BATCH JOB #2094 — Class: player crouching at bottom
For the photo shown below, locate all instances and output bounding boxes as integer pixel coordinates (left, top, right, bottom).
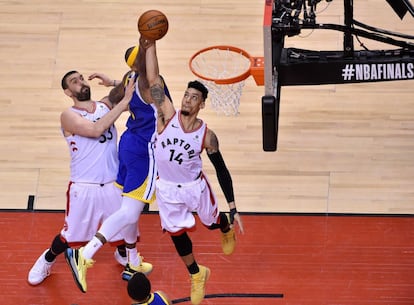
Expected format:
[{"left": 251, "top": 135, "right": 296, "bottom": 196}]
[{"left": 128, "top": 272, "right": 172, "bottom": 305}]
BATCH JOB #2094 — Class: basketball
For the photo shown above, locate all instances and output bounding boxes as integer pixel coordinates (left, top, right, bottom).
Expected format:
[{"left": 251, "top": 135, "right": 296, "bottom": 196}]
[{"left": 138, "top": 10, "right": 169, "bottom": 40}]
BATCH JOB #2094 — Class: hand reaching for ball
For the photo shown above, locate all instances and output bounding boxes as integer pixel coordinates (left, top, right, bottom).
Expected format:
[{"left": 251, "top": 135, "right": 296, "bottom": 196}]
[{"left": 138, "top": 10, "right": 169, "bottom": 41}]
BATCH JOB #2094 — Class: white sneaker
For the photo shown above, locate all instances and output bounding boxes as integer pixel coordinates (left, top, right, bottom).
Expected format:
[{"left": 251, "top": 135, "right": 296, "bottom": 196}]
[
  {"left": 28, "top": 249, "right": 56, "bottom": 285},
  {"left": 114, "top": 249, "right": 127, "bottom": 267}
]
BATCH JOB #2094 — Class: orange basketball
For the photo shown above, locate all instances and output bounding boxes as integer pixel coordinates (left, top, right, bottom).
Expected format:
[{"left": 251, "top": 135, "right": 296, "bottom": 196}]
[{"left": 138, "top": 10, "right": 169, "bottom": 40}]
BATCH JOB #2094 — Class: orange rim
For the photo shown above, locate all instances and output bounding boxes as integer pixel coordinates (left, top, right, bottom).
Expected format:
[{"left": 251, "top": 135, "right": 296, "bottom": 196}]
[{"left": 189, "top": 45, "right": 253, "bottom": 85}]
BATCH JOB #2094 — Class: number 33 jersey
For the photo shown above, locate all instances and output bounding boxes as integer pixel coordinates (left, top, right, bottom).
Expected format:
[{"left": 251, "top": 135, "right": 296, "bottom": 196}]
[
  {"left": 64, "top": 101, "right": 118, "bottom": 184},
  {"left": 154, "top": 110, "right": 206, "bottom": 183}
]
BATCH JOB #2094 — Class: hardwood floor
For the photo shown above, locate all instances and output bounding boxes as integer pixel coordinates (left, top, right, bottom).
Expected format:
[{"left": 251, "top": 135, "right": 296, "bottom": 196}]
[
  {"left": 1, "top": 3, "right": 413, "bottom": 304},
  {"left": 0, "top": 0, "right": 413, "bottom": 213}
]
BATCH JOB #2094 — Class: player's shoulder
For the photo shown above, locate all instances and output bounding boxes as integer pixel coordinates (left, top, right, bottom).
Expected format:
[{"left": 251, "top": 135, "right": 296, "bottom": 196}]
[
  {"left": 153, "top": 290, "right": 171, "bottom": 305},
  {"left": 61, "top": 106, "right": 77, "bottom": 118}
]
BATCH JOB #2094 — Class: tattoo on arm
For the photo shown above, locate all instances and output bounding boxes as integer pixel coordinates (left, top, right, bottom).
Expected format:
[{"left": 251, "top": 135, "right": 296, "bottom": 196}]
[
  {"left": 157, "top": 109, "right": 165, "bottom": 124},
  {"left": 207, "top": 130, "right": 219, "bottom": 154},
  {"left": 150, "top": 84, "right": 165, "bottom": 107}
]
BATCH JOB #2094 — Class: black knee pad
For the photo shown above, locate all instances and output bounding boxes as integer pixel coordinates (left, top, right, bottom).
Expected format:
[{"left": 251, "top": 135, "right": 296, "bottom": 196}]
[
  {"left": 171, "top": 232, "right": 192, "bottom": 257},
  {"left": 50, "top": 234, "right": 69, "bottom": 255}
]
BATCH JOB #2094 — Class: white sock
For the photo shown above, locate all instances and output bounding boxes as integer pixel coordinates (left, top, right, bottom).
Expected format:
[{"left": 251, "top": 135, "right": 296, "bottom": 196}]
[
  {"left": 82, "top": 236, "right": 103, "bottom": 259},
  {"left": 127, "top": 247, "right": 141, "bottom": 266}
]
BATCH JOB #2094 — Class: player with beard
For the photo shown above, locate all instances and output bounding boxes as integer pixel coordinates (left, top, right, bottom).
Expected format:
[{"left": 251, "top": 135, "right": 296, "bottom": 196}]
[
  {"left": 64, "top": 39, "right": 173, "bottom": 293},
  {"left": 27, "top": 70, "right": 134, "bottom": 286}
]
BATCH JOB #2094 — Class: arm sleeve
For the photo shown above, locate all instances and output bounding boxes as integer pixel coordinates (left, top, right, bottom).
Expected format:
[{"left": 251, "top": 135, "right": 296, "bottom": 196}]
[{"left": 207, "top": 150, "right": 234, "bottom": 203}]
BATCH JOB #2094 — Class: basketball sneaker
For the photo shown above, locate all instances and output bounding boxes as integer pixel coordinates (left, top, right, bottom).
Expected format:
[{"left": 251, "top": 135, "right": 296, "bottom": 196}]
[
  {"left": 121, "top": 256, "right": 153, "bottom": 281},
  {"left": 114, "top": 249, "right": 127, "bottom": 267},
  {"left": 190, "top": 265, "right": 210, "bottom": 305},
  {"left": 28, "top": 249, "right": 56, "bottom": 285},
  {"left": 64, "top": 247, "right": 94, "bottom": 293},
  {"left": 221, "top": 228, "right": 236, "bottom": 255}
]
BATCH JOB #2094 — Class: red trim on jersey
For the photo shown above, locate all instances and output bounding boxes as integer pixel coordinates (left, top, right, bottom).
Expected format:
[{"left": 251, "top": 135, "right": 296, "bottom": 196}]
[
  {"left": 201, "top": 172, "right": 216, "bottom": 207},
  {"left": 100, "top": 100, "right": 112, "bottom": 110},
  {"left": 201, "top": 124, "right": 208, "bottom": 152},
  {"left": 65, "top": 181, "right": 73, "bottom": 216},
  {"left": 178, "top": 110, "right": 204, "bottom": 133},
  {"left": 72, "top": 101, "right": 97, "bottom": 113},
  {"left": 158, "top": 111, "right": 177, "bottom": 135}
]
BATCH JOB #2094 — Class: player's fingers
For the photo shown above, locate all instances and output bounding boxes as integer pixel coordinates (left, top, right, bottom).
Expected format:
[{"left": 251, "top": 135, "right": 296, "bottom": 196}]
[
  {"left": 235, "top": 214, "right": 245, "bottom": 234},
  {"left": 88, "top": 73, "right": 99, "bottom": 80}
]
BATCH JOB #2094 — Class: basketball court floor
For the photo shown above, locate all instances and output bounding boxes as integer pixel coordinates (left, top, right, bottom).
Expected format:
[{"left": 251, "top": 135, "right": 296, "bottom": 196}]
[
  {"left": 2, "top": 211, "right": 414, "bottom": 305},
  {"left": 0, "top": 0, "right": 413, "bottom": 304}
]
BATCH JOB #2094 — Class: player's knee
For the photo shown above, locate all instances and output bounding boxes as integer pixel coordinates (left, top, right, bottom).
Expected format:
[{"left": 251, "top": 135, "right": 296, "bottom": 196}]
[
  {"left": 122, "top": 208, "right": 138, "bottom": 225},
  {"left": 50, "top": 234, "right": 69, "bottom": 255},
  {"left": 171, "top": 232, "right": 192, "bottom": 257}
]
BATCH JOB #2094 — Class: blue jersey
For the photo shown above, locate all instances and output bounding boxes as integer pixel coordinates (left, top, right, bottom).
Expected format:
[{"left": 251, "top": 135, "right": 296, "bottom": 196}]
[
  {"left": 116, "top": 74, "right": 172, "bottom": 203},
  {"left": 125, "top": 73, "right": 172, "bottom": 141},
  {"left": 132, "top": 292, "right": 170, "bottom": 305}
]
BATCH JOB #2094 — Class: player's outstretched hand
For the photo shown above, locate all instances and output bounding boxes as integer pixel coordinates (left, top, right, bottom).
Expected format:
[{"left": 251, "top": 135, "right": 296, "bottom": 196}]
[
  {"left": 231, "top": 211, "right": 245, "bottom": 234},
  {"left": 118, "top": 75, "right": 134, "bottom": 111},
  {"left": 88, "top": 72, "right": 114, "bottom": 87}
]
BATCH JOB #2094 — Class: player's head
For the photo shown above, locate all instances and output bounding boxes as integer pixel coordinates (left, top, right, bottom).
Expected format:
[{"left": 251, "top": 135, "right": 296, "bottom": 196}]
[
  {"left": 188, "top": 80, "right": 208, "bottom": 100},
  {"left": 61, "top": 70, "right": 79, "bottom": 90},
  {"left": 127, "top": 272, "right": 151, "bottom": 302},
  {"left": 61, "top": 70, "right": 91, "bottom": 101},
  {"left": 181, "top": 80, "right": 208, "bottom": 116},
  {"left": 125, "top": 45, "right": 140, "bottom": 69}
]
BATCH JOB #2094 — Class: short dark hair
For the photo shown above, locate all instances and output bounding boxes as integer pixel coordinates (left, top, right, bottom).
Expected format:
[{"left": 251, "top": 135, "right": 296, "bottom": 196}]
[
  {"left": 127, "top": 272, "right": 151, "bottom": 302},
  {"left": 188, "top": 80, "right": 208, "bottom": 100},
  {"left": 61, "top": 70, "right": 78, "bottom": 90}
]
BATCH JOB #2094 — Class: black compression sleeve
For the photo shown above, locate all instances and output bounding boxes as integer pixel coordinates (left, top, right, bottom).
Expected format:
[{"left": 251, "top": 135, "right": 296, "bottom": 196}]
[{"left": 207, "top": 150, "right": 234, "bottom": 203}]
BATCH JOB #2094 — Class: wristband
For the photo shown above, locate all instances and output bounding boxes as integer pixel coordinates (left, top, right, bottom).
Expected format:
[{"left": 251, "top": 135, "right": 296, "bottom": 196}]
[
  {"left": 230, "top": 208, "right": 237, "bottom": 224},
  {"left": 113, "top": 80, "right": 116, "bottom": 87}
]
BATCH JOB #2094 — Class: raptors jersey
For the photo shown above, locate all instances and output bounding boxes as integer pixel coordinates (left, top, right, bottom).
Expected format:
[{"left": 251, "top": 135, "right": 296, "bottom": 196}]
[
  {"left": 155, "top": 110, "right": 206, "bottom": 183},
  {"left": 64, "top": 101, "right": 118, "bottom": 184}
]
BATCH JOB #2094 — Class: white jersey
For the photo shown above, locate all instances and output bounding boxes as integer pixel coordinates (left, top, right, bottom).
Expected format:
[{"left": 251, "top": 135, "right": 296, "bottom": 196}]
[
  {"left": 155, "top": 110, "right": 219, "bottom": 233},
  {"left": 154, "top": 110, "right": 206, "bottom": 183},
  {"left": 64, "top": 101, "right": 118, "bottom": 184}
]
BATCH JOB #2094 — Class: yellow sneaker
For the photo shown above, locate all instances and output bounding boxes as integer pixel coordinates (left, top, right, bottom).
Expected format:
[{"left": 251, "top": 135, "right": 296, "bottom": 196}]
[
  {"left": 190, "top": 265, "right": 210, "bottom": 305},
  {"left": 121, "top": 255, "right": 153, "bottom": 281},
  {"left": 221, "top": 228, "right": 236, "bottom": 255},
  {"left": 64, "top": 247, "right": 94, "bottom": 293}
]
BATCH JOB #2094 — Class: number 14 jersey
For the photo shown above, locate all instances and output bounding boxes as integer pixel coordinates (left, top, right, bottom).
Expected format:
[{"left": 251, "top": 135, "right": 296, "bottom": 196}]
[{"left": 154, "top": 110, "right": 206, "bottom": 183}]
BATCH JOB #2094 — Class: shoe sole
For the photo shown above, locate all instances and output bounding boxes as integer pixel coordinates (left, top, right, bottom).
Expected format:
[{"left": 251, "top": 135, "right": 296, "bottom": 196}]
[
  {"left": 121, "top": 267, "right": 153, "bottom": 281},
  {"left": 64, "top": 249, "right": 86, "bottom": 293},
  {"left": 121, "top": 271, "right": 133, "bottom": 281}
]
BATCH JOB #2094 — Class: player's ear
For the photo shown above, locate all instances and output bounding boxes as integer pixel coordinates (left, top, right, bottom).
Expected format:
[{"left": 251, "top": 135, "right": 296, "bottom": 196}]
[
  {"left": 63, "top": 88, "right": 72, "bottom": 98},
  {"left": 200, "top": 99, "right": 206, "bottom": 109}
]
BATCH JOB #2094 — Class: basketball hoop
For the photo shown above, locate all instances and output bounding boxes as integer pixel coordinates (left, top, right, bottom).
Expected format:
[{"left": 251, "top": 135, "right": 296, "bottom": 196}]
[{"left": 189, "top": 45, "right": 264, "bottom": 116}]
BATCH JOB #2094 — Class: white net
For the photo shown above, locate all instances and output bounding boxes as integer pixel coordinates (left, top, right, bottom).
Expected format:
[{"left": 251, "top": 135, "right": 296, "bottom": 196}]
[
  {"left": 199, "top": 80, "right": 245, "bottom": 116},
  {"left": 190, "top": 47, "right": 251, "bottom": 116}
]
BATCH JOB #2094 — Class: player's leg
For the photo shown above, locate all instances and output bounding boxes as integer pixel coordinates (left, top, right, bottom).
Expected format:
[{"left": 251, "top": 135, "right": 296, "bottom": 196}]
[
  {"left": 170, "top": 232, "right": 210, "bottom": 305},
  {"left": 157, "top": 180, "right": 209, "bottom": 305},
  {"left": 28, "top": 233, "right": 68, "bottom": 285},
  {"left": 28, "top": 181, "right": 88, "bottom": 285},
  {"left": 101, "top": 183, "right": 128, "bottom": 266},
  {"left": 197, "top": 177, "right": 236, "bottom": 255}
]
